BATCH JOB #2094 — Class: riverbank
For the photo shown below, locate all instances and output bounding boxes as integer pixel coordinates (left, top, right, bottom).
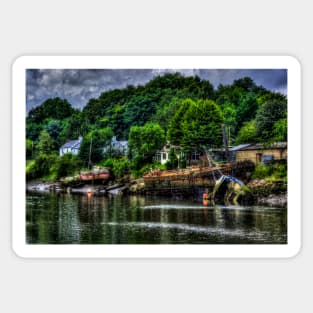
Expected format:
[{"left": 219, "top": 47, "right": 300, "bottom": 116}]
[
  {"left": 26, "top": 177, "right": 287, "bottom": 207},
  {"left": 26, "top": 180, "right": 130, "bottom": 195},
  {"left": 246, "top": 179, "right": 287, "bottom": 207},
  {"left": 27, "top": 181, "right": 63, "bottom": 192}
]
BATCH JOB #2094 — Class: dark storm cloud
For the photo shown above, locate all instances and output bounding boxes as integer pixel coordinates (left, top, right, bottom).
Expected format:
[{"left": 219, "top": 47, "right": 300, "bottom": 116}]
[
  {"left": 197, "top": 69, "right": 287, "bottom": 94},
  {"left": 26, "top": 69, "right": 287, "bottom": 113}
]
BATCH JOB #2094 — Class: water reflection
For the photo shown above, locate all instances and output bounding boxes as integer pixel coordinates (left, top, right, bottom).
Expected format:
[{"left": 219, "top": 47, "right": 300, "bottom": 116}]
[{"left": 26, "top": 193, "right": 287, "bottom": 244}]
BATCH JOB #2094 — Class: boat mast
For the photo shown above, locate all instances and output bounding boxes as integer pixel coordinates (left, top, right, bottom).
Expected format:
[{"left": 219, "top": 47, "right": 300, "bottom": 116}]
[{"left": 88, "top": 137, "right": 93, "bottom": 169}]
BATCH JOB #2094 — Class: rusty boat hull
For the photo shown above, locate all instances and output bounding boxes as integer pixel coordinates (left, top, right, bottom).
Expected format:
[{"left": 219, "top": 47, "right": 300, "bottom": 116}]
[{"left": 80, "top": 169, "right": 111, "bottom": 181}]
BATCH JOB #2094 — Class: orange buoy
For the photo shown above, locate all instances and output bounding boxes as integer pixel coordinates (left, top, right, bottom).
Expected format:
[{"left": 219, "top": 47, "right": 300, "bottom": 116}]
[
  {"left": 203, "top": 199, "right": 209, "bottom": 206},
  {"left": 203, "top": 193, "right": 209, "bottom": 200}
]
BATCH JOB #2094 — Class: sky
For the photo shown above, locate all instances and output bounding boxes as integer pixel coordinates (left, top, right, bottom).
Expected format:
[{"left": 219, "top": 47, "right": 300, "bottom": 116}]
[{"left": 26, "top": 69, "right": 287, "bottom": 112}]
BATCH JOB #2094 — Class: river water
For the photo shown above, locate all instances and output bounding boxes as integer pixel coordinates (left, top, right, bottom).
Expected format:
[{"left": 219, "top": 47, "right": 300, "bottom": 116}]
[{"left": 26, "top": 193, "right": 287, "bottom": 244}]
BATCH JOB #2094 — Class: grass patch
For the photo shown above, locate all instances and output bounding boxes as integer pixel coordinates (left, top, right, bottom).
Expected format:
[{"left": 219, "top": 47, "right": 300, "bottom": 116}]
[{"left": 252, "top": 163, "right": 287, "bottom": 183}]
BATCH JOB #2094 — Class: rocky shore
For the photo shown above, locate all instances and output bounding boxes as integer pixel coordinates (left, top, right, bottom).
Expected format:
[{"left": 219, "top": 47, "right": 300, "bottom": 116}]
[
  {"left": 26, "top": 178, "right": 287, "bottom": 207},
  {"left": 246, "top": 179, "right": 287, "bottom": 207},
  {"left": 26, "top": 181, "right": 63, "bottom": 193},
  {"left": 26, "top": 179, "right": 140, "bottom": 196}
]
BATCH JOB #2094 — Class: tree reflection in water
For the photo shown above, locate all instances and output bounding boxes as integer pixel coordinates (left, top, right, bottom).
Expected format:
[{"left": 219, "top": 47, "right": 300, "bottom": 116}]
[{"left": 26, "top": 193, "right": 287, "bottom": 244}]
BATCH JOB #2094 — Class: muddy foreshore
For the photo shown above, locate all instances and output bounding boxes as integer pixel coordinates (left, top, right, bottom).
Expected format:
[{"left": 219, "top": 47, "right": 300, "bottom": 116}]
[{"left": 26, "top": 178, "right": 287, "bottom": 207}]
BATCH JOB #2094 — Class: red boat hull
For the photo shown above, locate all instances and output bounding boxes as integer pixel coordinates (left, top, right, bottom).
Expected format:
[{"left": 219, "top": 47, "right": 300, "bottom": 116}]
[{"left": 80, "top": 170, "right": 110, "bottom": 181}]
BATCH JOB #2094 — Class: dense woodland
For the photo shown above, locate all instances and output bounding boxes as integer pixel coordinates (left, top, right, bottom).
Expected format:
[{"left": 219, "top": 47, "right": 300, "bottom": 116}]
[{"left": 26, "top": 73, "right": 287, "bottom": 181}]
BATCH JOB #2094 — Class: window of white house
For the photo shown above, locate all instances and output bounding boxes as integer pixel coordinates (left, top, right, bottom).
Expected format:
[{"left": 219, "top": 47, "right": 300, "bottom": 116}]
[
  {"left": 191, "top": 151, "right": 200, "bottom": 160},
  {"left": 155, "top": 153, "right": 161, "bottom": 162},
  {"left": 162, "top": 153, "right": 167, "bottom": 160}
]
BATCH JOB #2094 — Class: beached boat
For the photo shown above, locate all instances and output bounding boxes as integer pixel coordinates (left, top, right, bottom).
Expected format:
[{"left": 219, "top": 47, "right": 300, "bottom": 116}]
[{"left": 80, "top": 167, "right": 111, "bottom": 181}]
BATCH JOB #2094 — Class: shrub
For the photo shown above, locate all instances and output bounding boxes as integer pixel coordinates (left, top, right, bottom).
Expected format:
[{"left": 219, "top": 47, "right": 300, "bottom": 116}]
[
  {"left": 252, "top": 163, "right": 287, "bottom": 181},
  {"left": 26, "top": 153, "right": 82, "bottom": 181},
  {"left": 26, "top": 153, "right": 58, "bottom": 181},
  {"left": 252, "top": 164, "right": 273, "bottom": 179},
  {"left": 56, "top": 153, "right": 82, "bottom": 179},
  {"left": 271, "top": 163, "right": 287, "bottom": 180},
  {"left": 26, "top": 139, "right": 34, "bottom": 160},
  {"left": 113, "top": 158, "right": 130, "bottom": 179},
  {"left": 138, "top": 163, "right": 166, "bottom": 177},
  {"left": 102, "top": 157, "right": 130, "bottom": 180}
]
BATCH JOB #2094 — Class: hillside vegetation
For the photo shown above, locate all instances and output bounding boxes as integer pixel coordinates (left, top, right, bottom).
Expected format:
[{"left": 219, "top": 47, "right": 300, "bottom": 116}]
[{"left": 26, "top": 73, "right": 287, "bottom": 180}]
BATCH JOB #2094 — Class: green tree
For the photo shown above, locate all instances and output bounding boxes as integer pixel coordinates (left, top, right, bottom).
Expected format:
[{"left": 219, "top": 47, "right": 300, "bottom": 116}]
[
  {"left": 37, "top": 130, "right": 54, "bottom": 155},
  {"left": 77, "top": 73, "right": 218, "bottom": 143},
  {"left": 26, "top": 154, "right": 58, "bottom": 180},
  {"left": 256, "top": 91, "right": 287, "bottom": 107},
  {"left": 56, "top": 153, "right": 82, "bottom": 178},
  {"left": 27, "top": 97, "right": 75, "bottom": 124},
  {"left": 235, "top": 120, "right": 257, "bottom": 144},
  {"left": 167, "top": 99, "right": 193, "bottom": 145},
  {"left": 236, "top": 92, "right": 258, "bottom": 131},
  {"left": 26, "top": 139, "right": 34, "bottom": 159},
  {"left": 233, "top": 77, "right": 256, "bottom": 92},
  {"left": 102, "top": 157, "right": 130, "bottom": 180},
  {"left": 128, "top": 122, "right": 166, "bottom": 163},
  {"left": 152, "top": 97, "right": 182, "bottom": 131},
  {"left": 123, "top": 95, "right": 158, "bottom": 128},
  {"left": 180, "top": 99, "right": 224, "bottom": 151},
  {"left": 79, "top": 127, "right": 114, "bottom": 166},
  {"left": 221, "top": 103, "right": 237, "bottom": 142},
  {"left": 255, "top": 98, "right": 287, "bottom": 141},
  {"left": 26, "top": 122, "right": 43, "bottom": 141},
  {"left": 45, "top": 119, "right": 63, "bottom": 139},
  {"left": 44, "top": 119, "right": 65, "bottom": 148},
  {"left": 58, "top": 112, "right": 88, "bottom": 144},
  {"left": 166, "top": 148, "right": 178, "bottom": 170},
  {"left": 216, "top": 85, "right": 243, "bottom": 108},
  {"left": 107, "top": 105, "right": 127, "bottom": 139},
  {"left": 272, "top": 118, "right": 287, "bottom": 141}
]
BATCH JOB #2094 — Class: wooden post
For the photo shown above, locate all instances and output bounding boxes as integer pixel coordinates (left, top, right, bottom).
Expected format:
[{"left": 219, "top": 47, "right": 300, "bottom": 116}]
[
  {"left": 88, "top": 137, "right": 93, "bottom": 169},
  {"left": 222, "top": 124, "right": 229, "bottom": 162}
]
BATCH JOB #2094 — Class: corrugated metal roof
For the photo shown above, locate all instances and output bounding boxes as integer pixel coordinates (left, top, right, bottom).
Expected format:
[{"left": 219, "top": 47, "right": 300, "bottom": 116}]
[
  {"left": 237, "top": 142, "right": 287, "bottom": 151},
  {"left": 229, "top": 144, "right": 252, "bottom": 151}
]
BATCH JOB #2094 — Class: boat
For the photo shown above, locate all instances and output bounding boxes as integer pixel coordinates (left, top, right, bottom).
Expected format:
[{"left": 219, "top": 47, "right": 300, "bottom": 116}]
[{"left": 80, "top": 167, "right": 111, "bottom": 181}]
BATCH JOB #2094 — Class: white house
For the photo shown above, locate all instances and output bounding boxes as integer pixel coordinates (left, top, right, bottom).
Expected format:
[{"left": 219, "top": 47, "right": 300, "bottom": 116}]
[
  {"left": 59, "top": 136, "right": 83, "bottom": 157},
  {"left": 154, "top": 143, "right": 203, "bottom": 166},
  {"left": 154, "top": 144, "right": 183, "bottom": 165},
  {"left": 154, "top": 144, "right": 170, "bottom": 165},
  {"left": 110, "top": 136, "right": 128, "bottom": 155}
]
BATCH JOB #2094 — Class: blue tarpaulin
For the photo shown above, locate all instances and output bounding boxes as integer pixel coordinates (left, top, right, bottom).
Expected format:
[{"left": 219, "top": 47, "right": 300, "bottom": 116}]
[{"left": 224, "top": 175, "right": 244, "bottom": 186}]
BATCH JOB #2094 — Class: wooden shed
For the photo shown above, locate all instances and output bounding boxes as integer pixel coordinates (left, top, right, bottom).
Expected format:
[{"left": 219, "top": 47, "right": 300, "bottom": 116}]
[{"left": 234, "top": 142, "right": 287, "bottom": 164}]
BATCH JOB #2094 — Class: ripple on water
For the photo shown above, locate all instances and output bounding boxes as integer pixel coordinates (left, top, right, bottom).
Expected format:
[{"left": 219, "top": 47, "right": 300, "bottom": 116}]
[
  {"left": 142, "top": 204, "right": 285, "bottom": 213},
  {"left": 103, "top": 221, "right": 275, "bottom": 241}
]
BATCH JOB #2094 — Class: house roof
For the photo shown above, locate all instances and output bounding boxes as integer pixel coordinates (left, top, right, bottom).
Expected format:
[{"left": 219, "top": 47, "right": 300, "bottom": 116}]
[
  {"left": 237, "top": 142, "right": 287, "bottom": 151},
  {"left": 229, "top": 144, "right": 252, "bottom": 151},
  {"left": 118, "top": 141, "right": 128, "bottom": 147},
  {"left": 112, "top": 136, "right": 128, "bottom": 148},
  {"left": 60, "top": 139, "right": 81, "bottom": 150},
  {"left": 112, "top": 140, "right": 128, "bottom": 148},
  {"left": 159, "top": 144, "right": 182, "bottom": 152}
]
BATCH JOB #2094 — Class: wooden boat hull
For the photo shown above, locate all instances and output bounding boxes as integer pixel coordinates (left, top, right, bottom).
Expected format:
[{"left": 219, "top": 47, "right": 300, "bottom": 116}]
[{"left": 80, "top": 170, "right": 110, "bottom": 181}]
